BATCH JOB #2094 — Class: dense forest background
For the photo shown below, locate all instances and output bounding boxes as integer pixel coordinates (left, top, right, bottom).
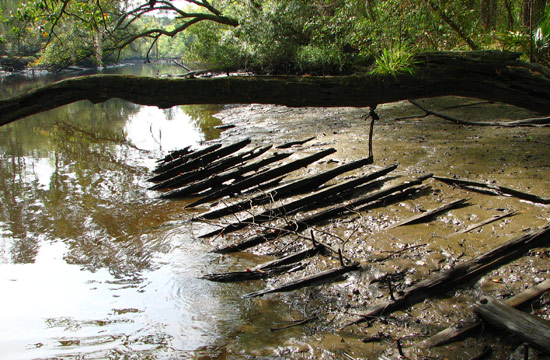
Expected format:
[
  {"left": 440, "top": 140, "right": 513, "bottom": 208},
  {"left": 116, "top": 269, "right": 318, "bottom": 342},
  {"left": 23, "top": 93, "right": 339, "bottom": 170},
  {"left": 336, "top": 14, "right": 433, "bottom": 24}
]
[{"left": 0, "top": 0, "right": 549, "bottom": 74}]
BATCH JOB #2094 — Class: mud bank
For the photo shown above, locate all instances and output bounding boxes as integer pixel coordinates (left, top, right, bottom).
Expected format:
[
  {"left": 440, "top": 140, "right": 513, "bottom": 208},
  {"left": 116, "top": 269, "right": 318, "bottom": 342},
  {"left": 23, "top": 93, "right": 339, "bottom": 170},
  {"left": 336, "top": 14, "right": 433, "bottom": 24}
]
[{"left": 193, "top": 97, "right": 550, "bottom": 359}]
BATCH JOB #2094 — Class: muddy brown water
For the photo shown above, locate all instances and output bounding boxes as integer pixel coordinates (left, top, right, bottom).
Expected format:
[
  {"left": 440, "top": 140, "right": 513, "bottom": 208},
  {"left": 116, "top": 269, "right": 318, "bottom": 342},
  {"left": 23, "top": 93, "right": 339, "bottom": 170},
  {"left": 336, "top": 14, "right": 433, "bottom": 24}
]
[{"left": 1, "top": 66, "right": 550, "bottom": 359}]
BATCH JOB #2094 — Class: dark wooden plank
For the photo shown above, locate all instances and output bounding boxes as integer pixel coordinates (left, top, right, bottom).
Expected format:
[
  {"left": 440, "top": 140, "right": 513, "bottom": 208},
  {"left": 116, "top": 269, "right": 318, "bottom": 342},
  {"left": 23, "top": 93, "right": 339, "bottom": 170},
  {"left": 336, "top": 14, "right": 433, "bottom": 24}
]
[
  {"left": 185, "top": 148, "right": 337, "bottom": 207},
  {"left": 196, "top": 156, "right": 374, "bottom": 220}
]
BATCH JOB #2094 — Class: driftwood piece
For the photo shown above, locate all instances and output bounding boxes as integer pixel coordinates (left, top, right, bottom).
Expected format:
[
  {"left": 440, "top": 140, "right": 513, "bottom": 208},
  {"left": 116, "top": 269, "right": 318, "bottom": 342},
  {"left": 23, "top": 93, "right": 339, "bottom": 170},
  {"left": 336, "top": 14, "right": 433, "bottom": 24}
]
[
  {"left": 454, "top": 211, "right": 518, "bottom": 235},
  {"left": 276, "top": 137, "right": 316, "bottom": 149},
  {"left": 243, "top": 263, "right": 361, "bottom": 298},
  {"left": 150, "top": 138, "right": 251, "bottom": 181},
  {"left": 186, "top": 148, "right": 337, "bottom": 207},
  {"left": 199, "top": 164, "right": 397, "bottom": 238},
  {"left": 422, "top": 278, "right": 550, "bottom": 348},
  {"left": 150, "top": 145, "right": 271, "bottom": 190},
  {"left": 346, "top": 223, "right": 550, "bottom": 327},
  {"left": 152, "top": 143, "right": 221, "bottom": 175},
  {"left": 196, "top": 156, "right": 375, "bottom": 220},
  {"left": 434, "top": 176, "right": 550, "bottom": 205},
  {"left": 213, "top": 175, "right": 432, "bottom": 254},
  {"left": 473, "top": 296, "right": 550, "bottom": 354},
  {"left": 161, "top": 152, "right": 291, "bottom": 199},
  {"left": 386, "top": 198, "right": 469, "bottom": 229},
  {"left": 200, "top": 263, "right": 304, "bottom": 282}
]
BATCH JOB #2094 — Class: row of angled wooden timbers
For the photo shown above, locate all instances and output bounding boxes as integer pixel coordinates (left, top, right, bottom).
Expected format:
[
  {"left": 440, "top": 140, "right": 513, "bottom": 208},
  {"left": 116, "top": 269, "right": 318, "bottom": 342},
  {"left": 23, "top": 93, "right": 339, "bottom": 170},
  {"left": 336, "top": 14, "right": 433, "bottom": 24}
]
[{"left": 148, "top": 138, "right": 550, "bottom": 356}]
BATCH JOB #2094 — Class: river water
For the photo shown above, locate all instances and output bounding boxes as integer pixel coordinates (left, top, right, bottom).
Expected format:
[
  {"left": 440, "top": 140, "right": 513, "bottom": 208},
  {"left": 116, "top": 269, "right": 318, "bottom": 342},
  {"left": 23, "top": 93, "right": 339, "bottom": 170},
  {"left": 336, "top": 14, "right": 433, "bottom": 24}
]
[
  {"left": 0, "top": 63, "right": 264, "bottom": 359},
  {"left": 2, "top": 63, "right": 550, "bottom": 360}
]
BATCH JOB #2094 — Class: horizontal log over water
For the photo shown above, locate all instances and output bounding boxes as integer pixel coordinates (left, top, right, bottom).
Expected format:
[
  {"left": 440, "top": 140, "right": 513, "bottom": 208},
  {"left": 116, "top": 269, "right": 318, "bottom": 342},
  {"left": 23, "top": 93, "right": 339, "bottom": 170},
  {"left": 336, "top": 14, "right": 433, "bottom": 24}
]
[{"left": 2, "top": 51, "right": 550, "bottom": 125}]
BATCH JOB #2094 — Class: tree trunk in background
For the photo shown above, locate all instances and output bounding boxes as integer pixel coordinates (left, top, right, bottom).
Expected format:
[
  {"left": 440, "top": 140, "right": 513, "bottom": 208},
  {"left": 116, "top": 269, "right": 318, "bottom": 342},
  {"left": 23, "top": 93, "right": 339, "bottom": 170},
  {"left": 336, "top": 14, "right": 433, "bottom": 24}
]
[
  {"left": 522, "top": 0, "right": 548, "bottom": 27},
  {"left": 504, "top": 0, "right": 516, "bottom": 30},
  {"left": 481, "top": 0, "right": 498, "bottom": 30}
]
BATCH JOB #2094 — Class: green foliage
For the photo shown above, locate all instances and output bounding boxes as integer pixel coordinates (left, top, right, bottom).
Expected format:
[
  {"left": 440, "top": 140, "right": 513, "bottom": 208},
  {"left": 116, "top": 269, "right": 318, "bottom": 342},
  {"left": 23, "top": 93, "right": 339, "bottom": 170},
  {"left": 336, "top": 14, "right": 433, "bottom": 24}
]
[
  {"left": 369, "top": 47, "right": 418, "bottom": 77},
  {"left": 2, "top": 0, "right": 550, "bottom": 73}
]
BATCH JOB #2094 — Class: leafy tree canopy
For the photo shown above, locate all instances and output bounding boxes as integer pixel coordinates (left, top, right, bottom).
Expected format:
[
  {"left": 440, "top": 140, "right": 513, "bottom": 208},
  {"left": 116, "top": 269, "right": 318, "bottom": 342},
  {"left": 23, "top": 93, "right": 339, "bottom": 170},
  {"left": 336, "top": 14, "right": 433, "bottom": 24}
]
[{"left": 0, "top": 0, "right": 549, "bottom": 73}]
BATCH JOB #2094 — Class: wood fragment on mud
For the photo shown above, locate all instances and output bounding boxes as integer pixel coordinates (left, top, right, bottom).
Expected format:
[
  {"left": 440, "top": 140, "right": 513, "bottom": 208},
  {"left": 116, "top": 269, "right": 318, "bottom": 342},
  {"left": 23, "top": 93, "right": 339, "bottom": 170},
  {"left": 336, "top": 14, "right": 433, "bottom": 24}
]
[
  {"left": 270, "top": 316, "right": 318, "bottom": 332},
  {"left": 473, "top": 296, "right": 550, "bottom": 354},
  {"left": 434, "top": 175, "right": 550, "bottom": 204},
  {"left": 454, "top": 210, "right": 518, "bottom": 235},
  {"left": 345, "top": 223, "right": 550, "bottom": 327},
  {"left": 243, "top": 262, "right": 361, "bottom": 298},
  {"left": 276, "top": 137, "right": 316, "bottom": 149},
  {"left": 386, "top": 198, "right": 469, "bottom": 229},
  {"left": 421, "top": 278, "right": 550, "bottom": 349}
]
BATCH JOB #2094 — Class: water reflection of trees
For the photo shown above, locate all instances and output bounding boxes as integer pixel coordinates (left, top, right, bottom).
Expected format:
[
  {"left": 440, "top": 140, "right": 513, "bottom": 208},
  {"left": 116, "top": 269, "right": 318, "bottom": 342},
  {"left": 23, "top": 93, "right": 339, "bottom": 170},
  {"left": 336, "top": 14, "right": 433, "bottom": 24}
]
[
  {"left": 0, "top": 98, "right": 176, "bottom": 277},
  {"left": 180, "top": 105, "right": 224, "bottom": 141}
]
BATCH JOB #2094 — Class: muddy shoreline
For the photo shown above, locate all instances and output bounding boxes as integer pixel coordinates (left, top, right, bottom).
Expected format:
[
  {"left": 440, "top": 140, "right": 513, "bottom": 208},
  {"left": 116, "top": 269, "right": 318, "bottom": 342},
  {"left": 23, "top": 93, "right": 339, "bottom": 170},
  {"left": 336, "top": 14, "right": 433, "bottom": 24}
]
[{"left": 192, "top": 97, "right": 550, "bottom": 359}]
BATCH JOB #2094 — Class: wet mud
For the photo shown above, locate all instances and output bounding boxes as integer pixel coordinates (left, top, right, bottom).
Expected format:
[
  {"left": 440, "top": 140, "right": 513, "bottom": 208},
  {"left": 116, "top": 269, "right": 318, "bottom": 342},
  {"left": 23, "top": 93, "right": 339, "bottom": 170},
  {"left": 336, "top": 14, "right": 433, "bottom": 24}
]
[{"left": 199, "top": 97, "right": 550, "bottom": 359}]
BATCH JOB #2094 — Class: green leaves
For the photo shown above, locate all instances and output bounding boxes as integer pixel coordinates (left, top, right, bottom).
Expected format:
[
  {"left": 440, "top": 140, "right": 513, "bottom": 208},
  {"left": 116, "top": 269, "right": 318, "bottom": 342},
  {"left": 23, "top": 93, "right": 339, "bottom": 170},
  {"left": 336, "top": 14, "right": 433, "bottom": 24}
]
[{"left": 369, "top": 48, "right": 418, "bottom": 77}]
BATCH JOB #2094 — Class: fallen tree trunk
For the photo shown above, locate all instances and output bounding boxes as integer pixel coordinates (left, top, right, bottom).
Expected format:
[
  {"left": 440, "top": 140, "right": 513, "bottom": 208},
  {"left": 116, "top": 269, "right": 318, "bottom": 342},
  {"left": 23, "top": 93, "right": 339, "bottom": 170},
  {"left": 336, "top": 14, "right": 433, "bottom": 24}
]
[
  {"left": 473, "top": 296, "right": 550, "bottom": 354},
  {"left": 2, "top": 51, "right": 550, "bottom": 126}
]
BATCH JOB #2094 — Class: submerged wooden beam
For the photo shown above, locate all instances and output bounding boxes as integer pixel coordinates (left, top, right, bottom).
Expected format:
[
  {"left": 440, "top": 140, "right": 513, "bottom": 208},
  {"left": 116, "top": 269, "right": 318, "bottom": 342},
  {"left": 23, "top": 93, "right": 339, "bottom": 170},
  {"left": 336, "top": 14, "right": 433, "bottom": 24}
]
[
  {"left": 386, "top": 198, "right": 469, "bottom": 229},
  {"left": 161, "top": 151, "right": 291, "bottom": 199},
  {"left": 150, "top": 138, "right": 251, "bottom": 181},
  {"left": 150, "top": 145, "right": 271, "bottom": 190},
  {"left": 3, "top": 51, "right": 550, "bottom": 126}
]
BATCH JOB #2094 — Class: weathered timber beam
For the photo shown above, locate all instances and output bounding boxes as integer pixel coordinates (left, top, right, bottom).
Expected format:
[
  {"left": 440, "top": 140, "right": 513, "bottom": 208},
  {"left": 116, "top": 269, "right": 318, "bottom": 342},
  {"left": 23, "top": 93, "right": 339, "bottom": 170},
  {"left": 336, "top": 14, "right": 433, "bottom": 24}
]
[
  {"left": 242, "top": 263, "right": 361, "bottom": 298},
  {"left": 2, "top": 51, "right": 550, "bottom": 126},
  {"left": 195, "top": 156, "right": 374, "bottom": 220},
  {"left": 473, "top": 296, "right": 550, "bottom": 354},
  {"left": 422, "top": 278, "right": 550, "bottom": 348},
  {"left": 345, "top": 222, "right": 550, "bottom": 327}
]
